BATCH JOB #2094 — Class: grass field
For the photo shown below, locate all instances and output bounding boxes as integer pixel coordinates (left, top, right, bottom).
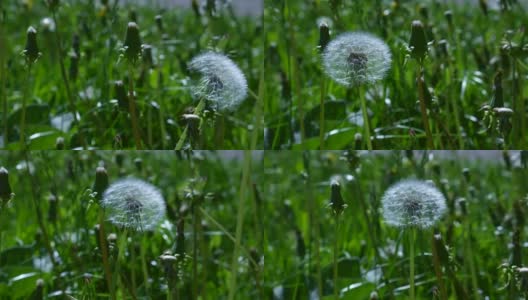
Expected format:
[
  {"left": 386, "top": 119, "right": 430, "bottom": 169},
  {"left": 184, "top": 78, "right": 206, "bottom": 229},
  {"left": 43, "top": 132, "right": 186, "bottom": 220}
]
[
  {"left": 0, "top": 150, "right": 264, "bottom": 299},
  {"left": 265, "top": 150, "right": 528, "bottom": 299},
  {"left": 1, "top": 1, "right": 263, "bottom": 150},
  {"left": 264, "top": 0, "right": 528, "bottom": 150}
]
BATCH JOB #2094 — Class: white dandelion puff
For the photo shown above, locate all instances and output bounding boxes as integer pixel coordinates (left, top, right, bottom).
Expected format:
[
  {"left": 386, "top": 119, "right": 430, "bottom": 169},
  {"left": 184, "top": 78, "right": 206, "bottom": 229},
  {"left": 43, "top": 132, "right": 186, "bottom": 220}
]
[
  {"left": 188, "top": 51, "right": 248, "bottom": 112},
  {"left": 381, "top": 179, "right": 446, "bottom": 229},
  {"left": 322, "top": 32, "right": 391, "bottom": 86},
  {"left": 102, "top": 178, "right": 166, "bottom": 231}
]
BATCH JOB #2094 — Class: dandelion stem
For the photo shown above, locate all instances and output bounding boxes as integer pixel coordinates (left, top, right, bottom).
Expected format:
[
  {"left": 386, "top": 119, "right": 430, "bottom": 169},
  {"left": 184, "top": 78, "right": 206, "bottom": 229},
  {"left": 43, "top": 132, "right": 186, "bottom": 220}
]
[
  {"left": 98, "top": 209, "right": 115, "bottom": 300},
  {"left": 409, "top": 227, "right": 416, "bottom": 300},
  {"left": 113, "top": 228, "right": 128, "bottom": 298},
  {"left": 417, "top": 66, "right": 434, "bottom": 148},
  {"left": 174, "top": 98, "right": 206, "bottom": 150},
  {"left": 51, "top": 12, "right": 82, "bottom": 147},
  {"left": 228, "top": 151, "right": 251, "bottom": 300},
  {"left": 359, "top": 87, "right": 373, "bottom": 150},
  {"left": 333, "top": 214, "right": 340, "bottom": 300},
  {"left": 319, "top": 77, "right": 326, "bottom": 150},
  {"left": 251, "top": 64, "right": 265, "bottom": 150},
  {"left": 127, "top": 63, "right": 142, "bottom": 149},
  {"left": 20, "top": 64, "right": 32, "bottom": 149},
  {"left": 140, "top": 236, "right": 150, "bottom": 295}
]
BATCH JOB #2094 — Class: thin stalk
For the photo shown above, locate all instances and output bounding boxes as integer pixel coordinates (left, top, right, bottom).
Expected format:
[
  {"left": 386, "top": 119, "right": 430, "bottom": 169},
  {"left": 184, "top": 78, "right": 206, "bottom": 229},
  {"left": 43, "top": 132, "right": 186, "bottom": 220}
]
[
  {"left": 417, "top": 66, "right": 434, "bottom": 148},
  {"left": 130, "top": 237, "right": 137, "bottom": 297},
  {"left": 319, "top": 77, "right": 326, "bottom": 150},
  {"left": 98, "top": 209, "right": 115, "bottom": 300},
  {"left": 409, "top": 227, "right": 416, "bottom": 300},
  {"left": 140, "top": 236, "right": 150, "bottom": 295},
  {"left": 192, "top": 201, "right": 199, "bottom": 300},
  {"left": 227, "top": 151, "right": 251, "bottom": 300},
  {"left": 127, "top": 64, "right": 142, "bottom": 149},
  {"left": 158, "top": 67, "right": 167, "bottom": 149},
  {"left": 251, "top": 64, "right": 264, "bottom": 150},
  {"left": 333, "top": 215, "right": 340, "bottom": 300},
  {"left": 112, "top": 228, "right": 129, "bottom": 298},
  {"left": 51, "top": 13, "right": 81, "bottom": 142},
  {"left": 466, "top": 223, "right": 479, "bottom": 299},
  {"left": 20, "top": 65, "right": 32, "bottom": 149},
  {"left": 517, "top": 59, "right": 525, "bottom": 147},
  {"left": 1, "top": 44, "right": 7, "bottom": 145},
  {"left": 214, "top": 115, "right": 225, "bottom": 148},
  {"left": 174, "top": 98, "right": 205, "bottom": 150},
  {"left": 358, "top": 86, "right": 373, "bottom": 150}
]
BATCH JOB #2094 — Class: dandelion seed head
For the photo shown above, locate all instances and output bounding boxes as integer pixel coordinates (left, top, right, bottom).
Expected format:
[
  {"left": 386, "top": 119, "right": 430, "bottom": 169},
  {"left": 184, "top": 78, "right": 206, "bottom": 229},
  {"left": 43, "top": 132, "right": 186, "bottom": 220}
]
[
  {"left": 102, "top": 178, "right": 166, "bottom": 231},
  {"left": 322, "top": 32, "right": 391, "bottom": 86},
  {"left": 381, "top": 179, "right": 446, "bottom": 229},
  {"left": 188, "top": 52, "right": 248, "bottom": 112}
]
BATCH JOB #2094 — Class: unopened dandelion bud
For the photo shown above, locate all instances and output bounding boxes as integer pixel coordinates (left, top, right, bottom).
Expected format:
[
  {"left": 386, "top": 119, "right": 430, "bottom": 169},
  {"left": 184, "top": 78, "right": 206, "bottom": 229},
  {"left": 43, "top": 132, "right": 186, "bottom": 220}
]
[
  {"left": 323, "top": 32, "right": 391, "bottom": 86},
  {"left": 142, "top": 44, "right": 154, "bottom": 68},
  {"left": 189, "top": 52, "right": 248, "bottom": 112},
  {"left": 354, "top": 133, "right": 362, "bottom": 150},
  {"left": 123, "top": 22, "right": 142, "bottom": 64},
  {"left": 102, "top": 178, "right": 166, "bottom": 231},
  {"left": 46, "top": 0, "right": 59, "bottom": 11},
  {"left": 294, "top": 227, "right": 306, "bottom": 259},
  {"left": 490, "top": 70, "right": 504, "bottom": 108},
  {"left": 69, "top": 52, "right": 79, "bottom": 81},
  {"left": 330, "top": 180, "right": 346, "bottom": 216},
  {"left": 35, "top": 278, "right": 44, "bottom": 300},
  {"left": 191, "top": 0, "right": 200, "bottom": 17},
  {"left": 382, "top": 179, "right": 446, "bottom": 228},
  {"left": 318, "top": 22, "right": 330, "bottom": 52},
  {"left": 93, "top": 166, "right": 108, "bottom": 201},
  {"left": 155, "top": 15, "right": 163, "bottom": 32},
  {"left": 409, "top": 20, "right": 428, "bottom": 63},
  {"left": 462, "top": 168, "right": 470, "bottom": 182},
  {"left": 0, "top": 167, "right": 12, "bottom": 203},
  {"left": 47, "top": 194, "right": 57, "bottom": 223},
  {"left": 370, "top": 291, "right": 379, "bottom": 300},
  {"left": 479, "top": 0, "right": 488, "bottom": 16},
  {"left": 444, "top": 10, "right": 453, "bottom": 27},
  {"left": 55, "top": 137, "right": 64, "bottom": 149},
  {"left": 521, "top": 151, "right": 528, "bottom": 169},
  {"left": 24, "top": 26, "right": 40, "bottom": 65},
  {"left": 134, "top": 158, "right": 142, "bottom": 172},
  {"left": 114, "top": 80, "right": 128, "bottom": 110},
  {"left": 72, "top": 33, "right": 80, "bottom": 57}
]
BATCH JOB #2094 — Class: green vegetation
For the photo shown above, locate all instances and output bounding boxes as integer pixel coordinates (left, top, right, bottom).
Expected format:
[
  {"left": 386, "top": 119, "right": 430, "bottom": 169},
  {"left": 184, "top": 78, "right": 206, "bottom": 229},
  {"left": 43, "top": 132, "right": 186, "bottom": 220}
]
[
  {"left": 264, "top": 0, "right": 528, "bottom": 150},
  {"left": 1, "top": 1, "right": 263, "bottom": 150},
  {"left": 265, "top": 150, "right": 528, "bottom": 299},
  {"left": 0, "top": 151, "right": 264, "bottom": 299}
]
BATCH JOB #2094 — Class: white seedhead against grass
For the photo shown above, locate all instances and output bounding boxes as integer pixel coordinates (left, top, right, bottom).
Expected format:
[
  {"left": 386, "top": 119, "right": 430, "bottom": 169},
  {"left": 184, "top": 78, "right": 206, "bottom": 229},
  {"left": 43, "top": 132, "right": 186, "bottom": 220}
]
[
  {"left": 381, "top": 179, "right": 446, "bottom": 229},
  {"left": 322, "top": 32, "right": 391, "bottom": 86},
  {"left": 188, "top": 51, "right": 248, "bottom": 112},
  {"left": 102, "top": 178, "right": 166, "bottom": 231}
]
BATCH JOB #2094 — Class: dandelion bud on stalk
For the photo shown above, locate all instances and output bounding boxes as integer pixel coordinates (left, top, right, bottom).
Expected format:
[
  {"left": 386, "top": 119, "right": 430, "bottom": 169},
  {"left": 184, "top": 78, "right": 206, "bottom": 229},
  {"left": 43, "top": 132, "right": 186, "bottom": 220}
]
[
  {"left": 329, "top": 180, "right": 346, "bottom": 216},
  {"left": 23, "top": 26, "right": 40, "bottom": 65},
  {"left": 155, "top": 15, "right": 163, "bottom": 32},
  {"left": 188, "top": 52, "right": 248, "bottom": 112},
  {"left": 0, "top": 167, "right": 13, "bottom": 205},
  {"left": 93, "top": 166, "right": 108, "bottom": 201},
  {"left": 123, "top": 22, "right": 142, "bottom": 64},
  {"left": 114, "top": 80, "right": 129, "bottom": 110},
  {"left": 55, "top": 137, "right": 64, "bottom": 149},
  {"left": 323, "top": 32, "right": 391, "bottom": 86},
  {"left": 69, "top": 52, "right": 79, "bottom": 81},
  {"left": 382, "top": 179, "right": 447, "bottom": 228},
  {"left": 490, "top": 70, "right": 504, "bottom": 108},
  {"left": 409, "top": 20, "right": 428, "bottom": 63},
  {"left": 134, "top": 158, "right": 142, "bottom": 172},
  {"left": 318, "top": 22, "right": 330, "bottom": 52}
]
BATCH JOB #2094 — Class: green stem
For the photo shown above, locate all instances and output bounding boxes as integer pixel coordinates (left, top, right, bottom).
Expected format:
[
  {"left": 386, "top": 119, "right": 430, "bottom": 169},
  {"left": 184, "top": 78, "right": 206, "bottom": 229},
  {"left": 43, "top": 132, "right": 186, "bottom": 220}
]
[
  {"left": 333, "top": 215, "right": 340, "bottom": 300},
  {"left": 98, "top": 210, "right": 115, "bottom": 300},
  {"left": 359, "top": 87, "right": 373, "bottom": 150},
  {"left": 20, "top": 65, "right": 32, "bottom": 149},
  {"left": 319, "top": 78, "right": 326, "bottom": 150},
  {"left": 127, "top": 63, "right": 142, "bottom": 149},
  {"left": 227, "top": 151, "right": 251, "bottom": 300},
  {"left": 174, "top": 98, "right": 205, "bottom": 150},
  {"left": 112, "top": 228, "right": 128, "bottom": 298},
  {"left": 192, "top": 201, "right": 199, "bottom": 300},
  {"left": 417, "top": 66, "right": 434, "bottom": 148},
  {"left": 251, "top": 65, "right": 264, "bottom": 150},
  {"left": 141, "top": 236, "right": 150, "bottom": 295},
  {"left": 409, "top": 228, "right": 416, "bottom": 300}
]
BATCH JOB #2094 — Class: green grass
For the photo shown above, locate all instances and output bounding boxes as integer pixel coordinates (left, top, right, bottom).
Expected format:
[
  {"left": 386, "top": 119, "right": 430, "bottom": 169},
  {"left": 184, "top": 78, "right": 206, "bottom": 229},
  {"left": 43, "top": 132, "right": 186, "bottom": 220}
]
[
  {"left": 1, "top": 1, "right": 263, "bottom": 150},
  {"left": 264, "top": 0, "right": 528, "bottom": 150},
  {"left": 264, "top": 150, "right": 528, "bottom": 299},
  {"left": 0, "top": 151, "right": 265, "bottom": 299}
]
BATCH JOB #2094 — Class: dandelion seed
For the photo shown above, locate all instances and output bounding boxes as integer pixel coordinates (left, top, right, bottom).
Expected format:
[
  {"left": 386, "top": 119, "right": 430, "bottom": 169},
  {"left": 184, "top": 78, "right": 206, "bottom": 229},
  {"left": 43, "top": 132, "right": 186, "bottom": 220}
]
[
  {"left": 102, "top": 178, "right": 166, "bottom": 231},
  {"left": 188, "top": 52, "right": 248, "bottom": 112},
  {"left": 381, "top": 179, "right": 446, "bottom": 229},
  {"left": 322, "top": 32, "right": 391, "bottom": 86}
]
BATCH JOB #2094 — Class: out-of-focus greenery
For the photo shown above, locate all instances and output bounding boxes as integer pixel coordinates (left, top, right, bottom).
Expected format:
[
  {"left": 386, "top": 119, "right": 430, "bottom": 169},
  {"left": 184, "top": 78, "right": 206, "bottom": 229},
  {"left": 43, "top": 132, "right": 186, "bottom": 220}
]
[
  {"left": 0, "top": 151, "right": 265, "bottom": 299},
  {"left": 265, "top": 150, "right": 528, "bottom": 299},
  {"left": 265, "top": 0, "right": 528, "bottom": 149},
  {"left": 1, "top": 1, "right": 263, "bottom": 149}
]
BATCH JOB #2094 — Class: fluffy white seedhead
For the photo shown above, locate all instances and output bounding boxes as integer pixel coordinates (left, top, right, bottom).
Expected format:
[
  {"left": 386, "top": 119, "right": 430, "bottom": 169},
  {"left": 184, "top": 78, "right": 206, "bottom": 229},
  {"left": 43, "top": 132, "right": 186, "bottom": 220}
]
[
  {"left": 322, "top": 32, "right": 391, "bottom": 86},
  {"left": 102, "top": 178, "right": 166, "bottom": 231},
  {"left": 188, "top": 51, "right": 248, "bottom": 112},
  {"left": 381, "top": 179, "right": 446, "bottom": 229}
]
